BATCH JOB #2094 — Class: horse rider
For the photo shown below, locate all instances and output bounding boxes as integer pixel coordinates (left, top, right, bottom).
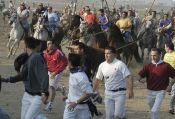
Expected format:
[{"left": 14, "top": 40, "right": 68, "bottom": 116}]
[
  {"left": 17, "top": 2, "right": 30, "bottom": 36},
  {"left": 84, "top": 6, "right": 96, "bottom": 25},
  {"left": 128, "top": 10, "right": 137, "bottom": 37},
  {"left": 59, "top": 7, "right": 72, "bottom": 32},
  {"left": 8, "top": 0, "right": 14, "bottom": 9},
  {"left": 159, "top": 9, "right": 164, "bottom": 20},
  {"left": 116, "top": 11, "right": 132, "bottom": 43},
  {"left": 79, "top": 7, "right": 85, "bottom": 18},
  {"left": 97, "top": 9, "right": 109, "bottom": 31},
  {"left": 138, "top": 10, "right": 158, "bottom": 39},
  {"left": 43, "top": 6, "right": 59, "bottom": 38},
  {"left": 158, "top": 13, "right": 173, "bottom": 40},
  {"left": 35, "top": 3, "right": 46, "bottom": 16},
  {"left": 170, "top": 7, "right": 175, "bottom": 19},
  {"left": 144, "top": 10, "right": 158, "bottom": 29}
]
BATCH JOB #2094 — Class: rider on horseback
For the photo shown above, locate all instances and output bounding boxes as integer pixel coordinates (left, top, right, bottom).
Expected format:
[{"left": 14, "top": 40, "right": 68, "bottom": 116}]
[
  {"left": 43, "top": 6, "right": 59, "bottom": 38},
  {"left": 128, "top": 9, "right": 140, "bottom": 38},
  {"left": 116, "top": 11, "right": 132, "bottom": 43},
  {"left": 35, "top": 3, "right": 46, "bottom": 16},
  {"left": 97, "top": 9, "right": 109, "bottom": 31},
  {"left": 8, "top": 0, "right": 14, "bottom": 9},
  {"left": 17, "top": 2, "right": 30, "bottom": 36},
  {"left": 84, "top": 6, "right": 96, "bottom": 25},
  {"left": 146, "top": 11, "right": 157, "bottom": 29},
  {"left": 158, "top": 13, "right": 173, "bottom": 40},
  {"left": 138, "top": 11, "right": 158, "bottom": 39}
]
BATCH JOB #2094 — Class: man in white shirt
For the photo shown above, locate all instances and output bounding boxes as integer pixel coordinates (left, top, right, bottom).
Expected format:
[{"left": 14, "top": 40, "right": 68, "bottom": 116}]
[
  {"left": 93, "top": 46, "right": 134, "bottom": 119},
  {"left": 44, "top": 6, "right": 58, "bottom": 38},
  {"left": 63, "top": 53, "right": 93, "bottom": 119}
]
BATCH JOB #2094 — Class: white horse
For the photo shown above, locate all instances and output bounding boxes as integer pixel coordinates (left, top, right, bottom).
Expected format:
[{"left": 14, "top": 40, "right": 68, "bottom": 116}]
[
  {"left": 33, "top": 16, "right": 48, "bottom": 41},
  {"left": 7, "top": 12, "right": 25, "bottom": 58},
  {"left": 2, "top": 8, "right": 15, "bottom": 21}
]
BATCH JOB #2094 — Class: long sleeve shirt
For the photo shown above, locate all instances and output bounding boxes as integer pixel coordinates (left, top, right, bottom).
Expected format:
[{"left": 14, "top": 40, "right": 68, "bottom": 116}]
[
  {"left": 43, "top": 49, "right": 68, "bottom": 74},
  {"left": 8, "top": 52, "right": 49, "bottom": 94},
  {"left": 139, "top": 62, "right": 175, "bottom": 91}
]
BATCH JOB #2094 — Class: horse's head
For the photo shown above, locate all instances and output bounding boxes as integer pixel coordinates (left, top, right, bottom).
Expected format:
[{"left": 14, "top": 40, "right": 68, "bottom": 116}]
[
  {"left": 70, "top": 15, "right": 82, "bottom": 30},
  {"left": 145, "top": 20, "right": 153, "bottom": 30},
  {"left": 87, "top": 22, "right": 101, "bottom": 34},
  {"left": 8, "top": 12, "right": 17, "bottom": 25},
  {"left": 106, "top": 22, "right": 124, "bottom": 45},
  {"left": 34, "top": 15, "right": 46, "bottom": 31},
  {"left": 37, "top": 15, "right": 44, "bottom": 24},
  {"left": 79, "top": 21, "right": 88, "bottom": 34}
]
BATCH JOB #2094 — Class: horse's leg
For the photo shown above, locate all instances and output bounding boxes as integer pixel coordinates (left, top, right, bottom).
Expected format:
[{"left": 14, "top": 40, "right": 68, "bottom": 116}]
[
  {"left": 6, "top": 37, "right": 12, "bottom": 50},
  {"left": 7, "top": 29, "right": 14, "bottom": 49},
  {"left": 7, "top": 39, "right": 17, "bottom": 58},
  {"left": 127, "top": 52, "right": 133, "bottom": 66},
  {"left": 122, "top": 52, "right": 128, "bottom": 65},
  {"left": 141, "top": 47, "right": 144, "bottom": 61},
  {"left": 2, "top": 13, "right": 6, "bottom": 22},
  {"left": 147, "top": 47, "right": 151, "bottom": 58},
  {"left": 12, "top": 40, "right": 20, "bottom": 56}
]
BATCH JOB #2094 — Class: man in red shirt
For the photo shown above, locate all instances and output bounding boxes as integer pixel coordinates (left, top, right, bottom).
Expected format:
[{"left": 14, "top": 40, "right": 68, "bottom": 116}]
[
  {"left": 84, "top": 6, "right": 96, "bottom": 24},
  {"left": 43, "top": 39, "right": 68, "bottom": 112},
  {"left": 138, "top": 48, "right": 175, "bottom": 119}
]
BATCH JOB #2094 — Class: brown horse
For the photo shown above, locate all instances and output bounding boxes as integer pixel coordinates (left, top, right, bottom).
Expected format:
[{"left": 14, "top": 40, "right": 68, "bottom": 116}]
[
  {"left": 106, "top": 23, "right": 142, "bottom": 65},
  {"left": 86, "top": 22, "right": 108, "bottom": 49},
  {"left": 68, "top": 17, "right": 141, "bottom": 65}
]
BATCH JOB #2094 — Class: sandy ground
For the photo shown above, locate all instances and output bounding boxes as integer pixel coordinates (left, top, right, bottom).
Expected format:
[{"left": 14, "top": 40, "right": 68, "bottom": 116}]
[{"left": 0, "top": 11, "right": 175, "bottom": 119}]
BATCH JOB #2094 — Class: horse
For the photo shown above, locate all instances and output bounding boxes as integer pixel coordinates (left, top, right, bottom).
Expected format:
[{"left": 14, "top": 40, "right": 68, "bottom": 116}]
[
  {"left": 107, "top": 23, "right": 142, "bottom": 65},
  {"left": 138, "top": 20, "right": 157, "bottom": 61},
  {"left": 2, "top": 8, "right": 15, "bottom": 21},
  {"left": 33, "top": 15, "right": 48, "bottom": 51},
  {"left": 30, "top": 13, "right": 39, "bottom": 36},
  {"left": 7, "top": 12, "right": 25, "bottom": 58},
  {"left": 65, "top": 15, "right": 82, "bottom": 41},
  {"left": 86, "top": 22, "right": 108, "bottom": 49},
  {"left": 33, "top": 15, "right": 65, "bottom": 51},
  {"left": 68, "top": 41, "right": 105, "bottom": 80}
]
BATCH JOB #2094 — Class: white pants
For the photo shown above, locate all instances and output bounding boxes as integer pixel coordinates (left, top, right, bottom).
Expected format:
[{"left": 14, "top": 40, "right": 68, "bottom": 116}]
[
  {"left": 105, "top": 90, "right": 126, "bottom": 119},
  {"left": 48, "top": 72, "right": 62, "bottom": 89},
  {"left": 147, "top": 90, "right": 166, "bottom": 119},
  {"left": 63, "top": 103, "right": 92, "bottom": 119},
  {"left": 21, "top": 92, "right": 42, "bottom": 119}
]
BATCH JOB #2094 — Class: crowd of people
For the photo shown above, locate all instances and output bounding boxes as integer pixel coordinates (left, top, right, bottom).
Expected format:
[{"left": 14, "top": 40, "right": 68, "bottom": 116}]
[{"left": 1, "top": 1, "right": 175, "bottom": 119}]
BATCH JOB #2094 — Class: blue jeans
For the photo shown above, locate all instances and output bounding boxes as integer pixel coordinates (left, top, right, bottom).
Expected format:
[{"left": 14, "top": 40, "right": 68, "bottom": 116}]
[{"left": 122, "top": 31, "right": 130, "bottom": 43}]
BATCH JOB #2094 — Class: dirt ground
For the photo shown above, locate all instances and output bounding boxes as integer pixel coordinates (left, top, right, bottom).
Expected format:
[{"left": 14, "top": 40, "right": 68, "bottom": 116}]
[{"left": 0, "top": 13, "right": 175, "bottom": 119}]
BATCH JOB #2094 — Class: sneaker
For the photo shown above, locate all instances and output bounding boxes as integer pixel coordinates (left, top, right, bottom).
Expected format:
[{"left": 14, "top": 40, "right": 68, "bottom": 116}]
[
  {"left": 44, "top": 102, "right": 53, "bottom": 112},
  {"left": 169, "top": 110, "right": 174, "bottom": 115}
]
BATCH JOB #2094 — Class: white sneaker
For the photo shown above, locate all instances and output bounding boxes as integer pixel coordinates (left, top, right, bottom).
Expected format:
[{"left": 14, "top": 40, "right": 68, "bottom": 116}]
[{"left": 44, "top": 102, "right": 53, "bottom": 112}]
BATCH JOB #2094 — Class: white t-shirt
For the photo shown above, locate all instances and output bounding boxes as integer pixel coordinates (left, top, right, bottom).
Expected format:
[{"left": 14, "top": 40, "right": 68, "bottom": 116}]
[
  {"left": 96, "top": 58, "right": 131, "bottom": 91},
  {"left": 67, "top": 72, "right": 93, "bottom": 102}
]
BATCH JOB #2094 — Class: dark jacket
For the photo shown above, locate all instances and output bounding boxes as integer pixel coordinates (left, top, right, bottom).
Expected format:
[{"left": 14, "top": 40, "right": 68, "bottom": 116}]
[{"left": 8, "top": 52, "right": 49, "bottom": 94}]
